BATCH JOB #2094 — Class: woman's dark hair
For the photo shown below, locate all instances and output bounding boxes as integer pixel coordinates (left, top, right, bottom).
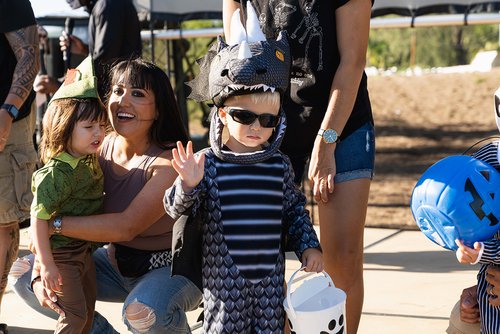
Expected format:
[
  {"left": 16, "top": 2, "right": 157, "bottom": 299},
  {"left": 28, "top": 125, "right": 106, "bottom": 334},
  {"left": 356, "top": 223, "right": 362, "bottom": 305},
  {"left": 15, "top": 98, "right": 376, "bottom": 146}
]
[{"left": 108, "top": 58, "right": 189, "bottom": 148}]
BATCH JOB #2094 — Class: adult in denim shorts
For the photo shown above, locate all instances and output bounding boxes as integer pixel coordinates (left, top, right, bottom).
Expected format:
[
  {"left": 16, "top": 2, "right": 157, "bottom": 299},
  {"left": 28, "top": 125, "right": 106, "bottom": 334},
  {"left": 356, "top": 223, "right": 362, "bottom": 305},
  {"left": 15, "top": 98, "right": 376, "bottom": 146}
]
[
  {"left": 0, "top": 1, "right": 39, "bottom": 332},
  {"left": 224, "top": 0, "right": 375, "bottom": 332}
]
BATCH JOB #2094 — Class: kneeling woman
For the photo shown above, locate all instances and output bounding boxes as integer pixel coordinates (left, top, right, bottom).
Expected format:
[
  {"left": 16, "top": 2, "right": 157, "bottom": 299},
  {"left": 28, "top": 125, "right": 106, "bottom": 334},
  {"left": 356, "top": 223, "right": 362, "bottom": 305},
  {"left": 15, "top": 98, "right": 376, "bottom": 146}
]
[{"left": 10, "top": 58, "right": 202, "bottom": 334}]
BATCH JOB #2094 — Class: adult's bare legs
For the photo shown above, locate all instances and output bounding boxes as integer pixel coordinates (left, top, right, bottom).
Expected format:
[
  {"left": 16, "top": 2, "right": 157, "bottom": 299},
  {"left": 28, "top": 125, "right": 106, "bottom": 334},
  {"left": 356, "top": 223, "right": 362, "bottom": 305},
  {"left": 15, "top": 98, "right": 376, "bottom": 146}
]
[
  {"left": 318, "top": 179, "right": 371, "bottom": 334},
  {"left": 0, "top": 222, "right": 20, "bottom": 329}
]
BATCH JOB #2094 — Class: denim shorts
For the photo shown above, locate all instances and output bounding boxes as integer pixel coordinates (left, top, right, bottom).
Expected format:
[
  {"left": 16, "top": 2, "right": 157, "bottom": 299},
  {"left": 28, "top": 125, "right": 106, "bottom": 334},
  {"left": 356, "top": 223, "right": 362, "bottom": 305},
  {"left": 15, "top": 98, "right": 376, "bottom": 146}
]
[
  {"left": 334, "top": 121, "right": 375, "bottom": 183},
  {"left": 288, "top": 122, "right": 375, "bottom": 184}
]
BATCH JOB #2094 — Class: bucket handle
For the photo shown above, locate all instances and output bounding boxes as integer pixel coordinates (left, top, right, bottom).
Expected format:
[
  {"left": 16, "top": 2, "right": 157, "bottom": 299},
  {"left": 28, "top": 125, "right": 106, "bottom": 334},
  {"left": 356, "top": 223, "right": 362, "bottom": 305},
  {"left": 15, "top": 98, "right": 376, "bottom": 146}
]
[{"left": 286, "top": 267, "right": 336, "bottom": 318}]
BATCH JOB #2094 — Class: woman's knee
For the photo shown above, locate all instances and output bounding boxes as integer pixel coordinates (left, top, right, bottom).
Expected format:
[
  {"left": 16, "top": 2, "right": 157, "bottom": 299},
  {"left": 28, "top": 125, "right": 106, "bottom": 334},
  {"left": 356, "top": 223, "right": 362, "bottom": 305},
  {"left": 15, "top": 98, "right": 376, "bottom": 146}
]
[
  {"left": 326, "top": 245, "right": 363, "bottom": 268},
  {"left": 124, "top": 301, "right": 157, "bottom": 333},
  {"left": 7, "top": 254, "right": 59, "bottom": 320},
  {"left": 324, "top": 249, "right": 364, "bottom": 286},
  {"left": 8, "top": 255, "right": 32, "bottom": 287}
]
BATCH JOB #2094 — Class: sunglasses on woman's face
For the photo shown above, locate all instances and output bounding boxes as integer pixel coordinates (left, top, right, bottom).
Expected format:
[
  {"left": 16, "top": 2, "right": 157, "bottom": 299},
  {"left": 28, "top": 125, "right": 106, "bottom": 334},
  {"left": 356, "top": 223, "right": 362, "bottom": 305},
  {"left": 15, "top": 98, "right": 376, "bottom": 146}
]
[{"left": 226, "top": 108, "right": 280, "bottom": 128}]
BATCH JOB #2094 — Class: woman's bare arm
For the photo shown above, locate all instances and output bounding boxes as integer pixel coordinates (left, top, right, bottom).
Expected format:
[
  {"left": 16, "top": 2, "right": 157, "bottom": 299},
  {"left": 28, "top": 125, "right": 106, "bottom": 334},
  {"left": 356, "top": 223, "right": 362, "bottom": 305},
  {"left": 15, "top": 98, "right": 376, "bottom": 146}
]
[
  {"left": 60, "top": 152, "right": 178, "bottom": 242},
  {"left": 324, "top": 0, "right": 371, "bottom": 133},
  {"left": 222, "top": 0, "right": 242, "bottom": 40}
]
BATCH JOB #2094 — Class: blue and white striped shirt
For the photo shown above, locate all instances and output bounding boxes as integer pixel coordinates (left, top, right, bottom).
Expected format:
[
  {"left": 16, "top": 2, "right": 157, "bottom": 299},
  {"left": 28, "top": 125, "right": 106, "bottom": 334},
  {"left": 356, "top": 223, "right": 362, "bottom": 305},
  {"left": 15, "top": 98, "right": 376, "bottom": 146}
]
[{"left": 215, "top": 154, "right": 283, "bottom": 283}]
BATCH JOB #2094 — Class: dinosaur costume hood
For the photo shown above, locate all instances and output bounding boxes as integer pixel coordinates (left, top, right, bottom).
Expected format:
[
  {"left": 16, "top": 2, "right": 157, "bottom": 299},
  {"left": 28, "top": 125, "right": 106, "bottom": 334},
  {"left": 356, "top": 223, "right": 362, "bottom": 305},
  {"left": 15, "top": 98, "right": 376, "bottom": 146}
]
[{"left": 187, "top": 3, "right": 291, "bottom": 164}]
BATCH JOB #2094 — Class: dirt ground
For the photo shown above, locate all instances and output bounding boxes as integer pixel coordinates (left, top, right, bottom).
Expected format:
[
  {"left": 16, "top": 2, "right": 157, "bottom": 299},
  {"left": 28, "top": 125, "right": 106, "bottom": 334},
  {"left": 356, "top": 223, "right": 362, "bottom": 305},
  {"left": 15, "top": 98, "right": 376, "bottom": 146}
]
[{"left": 366, "top": 68, "right": 500, "bottom": 229}]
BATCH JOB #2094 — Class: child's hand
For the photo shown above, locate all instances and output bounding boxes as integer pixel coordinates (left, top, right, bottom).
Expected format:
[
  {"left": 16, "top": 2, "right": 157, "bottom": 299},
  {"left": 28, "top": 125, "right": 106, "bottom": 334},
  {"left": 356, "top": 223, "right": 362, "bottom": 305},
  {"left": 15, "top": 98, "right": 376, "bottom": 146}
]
[
  {"left": 302, "top": 248, "right": 323, "bottom": 273},
  {"left": 40, "top": 262, "right": 63, "bottom": 293},
  {"left": 171, "top": 141, "right": 205, "bottom": 192},
  {"left": 455, "top": 239, "right": 482, "bottom": 264}
]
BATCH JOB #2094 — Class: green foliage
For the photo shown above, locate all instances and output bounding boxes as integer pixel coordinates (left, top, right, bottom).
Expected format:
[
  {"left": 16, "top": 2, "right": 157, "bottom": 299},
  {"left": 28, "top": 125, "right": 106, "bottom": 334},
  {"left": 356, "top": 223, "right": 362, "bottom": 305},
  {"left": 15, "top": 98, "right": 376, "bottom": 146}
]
[
  {"left": 368, "top": 24, "right": 499, "bottom": 69},
  {"left": 368, "top": 28, "right": 412, "bottom": 69},
  {"left": 145, "top": 20, "right": 499, "bottom": 77},
  {"left": 180, "top": 21, "right": 221, "bottom": 77}
]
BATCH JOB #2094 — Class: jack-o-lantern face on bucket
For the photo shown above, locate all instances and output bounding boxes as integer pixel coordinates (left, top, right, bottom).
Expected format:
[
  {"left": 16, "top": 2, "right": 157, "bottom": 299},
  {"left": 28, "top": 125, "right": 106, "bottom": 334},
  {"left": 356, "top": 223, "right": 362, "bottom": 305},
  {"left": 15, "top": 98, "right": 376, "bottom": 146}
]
[
  {"left": 464, "top": 172, "right": 499, "bottom": 227},
  {"left": 288, "top": 314, "right": 345, "bottom": 334},
  {"left": 411, "top": 155, "right": 500, "bottom": 251}
]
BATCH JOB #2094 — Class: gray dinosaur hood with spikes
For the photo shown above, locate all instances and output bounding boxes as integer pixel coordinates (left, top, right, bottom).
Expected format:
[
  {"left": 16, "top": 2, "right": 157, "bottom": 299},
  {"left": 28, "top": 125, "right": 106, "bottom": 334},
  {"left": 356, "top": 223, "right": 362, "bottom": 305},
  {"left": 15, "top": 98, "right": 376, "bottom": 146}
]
[{"left": 186, "top": 31, "right": 291, "bottom": 107}]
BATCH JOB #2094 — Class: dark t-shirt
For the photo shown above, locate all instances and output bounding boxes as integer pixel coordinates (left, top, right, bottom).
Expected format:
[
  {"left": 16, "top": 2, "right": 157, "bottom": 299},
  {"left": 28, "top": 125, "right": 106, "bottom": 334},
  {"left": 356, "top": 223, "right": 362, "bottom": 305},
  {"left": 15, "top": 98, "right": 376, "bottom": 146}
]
[
  {"left": 233, "top": 0, "right": 373, "bottom": 156},
  {"left": 0, "top": 0, "right": 36, "bottom": 121},
  {"left": 88, "top": 0, "right": 142, "bottom": 97}
]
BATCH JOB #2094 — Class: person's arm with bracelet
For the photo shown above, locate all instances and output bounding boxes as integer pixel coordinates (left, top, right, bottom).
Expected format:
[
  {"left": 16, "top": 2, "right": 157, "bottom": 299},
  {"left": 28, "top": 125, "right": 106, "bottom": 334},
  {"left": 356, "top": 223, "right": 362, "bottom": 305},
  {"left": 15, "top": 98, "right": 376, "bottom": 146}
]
[
  {"left": 0, "top": 24, "right": 39, "bottom": 151},
  {"left": 51, "top": 152, "right": 178, "bottom": 242}
]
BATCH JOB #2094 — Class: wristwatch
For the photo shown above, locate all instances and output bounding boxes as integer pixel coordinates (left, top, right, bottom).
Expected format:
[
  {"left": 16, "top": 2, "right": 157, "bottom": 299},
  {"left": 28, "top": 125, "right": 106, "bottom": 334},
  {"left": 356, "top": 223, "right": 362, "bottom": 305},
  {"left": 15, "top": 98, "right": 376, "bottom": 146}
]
[
  {"left": 1, "top": 103, "right": 19, "bottom": 120},
  {"left": 317, "top": 128, "right": 339, "bottom": 144},
  {"left": 53, "top": 216, "right": 63, "bottom": 234}
]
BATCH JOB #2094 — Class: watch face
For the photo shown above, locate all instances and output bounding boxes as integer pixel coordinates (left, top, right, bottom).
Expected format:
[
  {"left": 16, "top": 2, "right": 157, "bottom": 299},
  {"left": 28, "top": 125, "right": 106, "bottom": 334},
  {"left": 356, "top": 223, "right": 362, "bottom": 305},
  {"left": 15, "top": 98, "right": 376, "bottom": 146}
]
[{"left": 323, "top": 129, "right": 338, "bottom": 143}]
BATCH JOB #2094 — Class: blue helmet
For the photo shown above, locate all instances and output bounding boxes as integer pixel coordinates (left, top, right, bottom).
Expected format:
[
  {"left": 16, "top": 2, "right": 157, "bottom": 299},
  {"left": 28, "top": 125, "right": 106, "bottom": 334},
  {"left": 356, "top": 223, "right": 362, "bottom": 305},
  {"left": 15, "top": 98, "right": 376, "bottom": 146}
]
[{"left": 411, "top": 155, "right": 500, "bottom": 250}]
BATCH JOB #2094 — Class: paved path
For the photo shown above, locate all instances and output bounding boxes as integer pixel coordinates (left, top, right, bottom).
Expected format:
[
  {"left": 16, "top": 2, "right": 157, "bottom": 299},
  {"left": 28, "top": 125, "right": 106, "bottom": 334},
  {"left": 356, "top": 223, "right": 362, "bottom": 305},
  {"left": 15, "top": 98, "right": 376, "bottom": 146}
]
[{"left": 1, "top": 227, "right": 477, "bottom": 333}]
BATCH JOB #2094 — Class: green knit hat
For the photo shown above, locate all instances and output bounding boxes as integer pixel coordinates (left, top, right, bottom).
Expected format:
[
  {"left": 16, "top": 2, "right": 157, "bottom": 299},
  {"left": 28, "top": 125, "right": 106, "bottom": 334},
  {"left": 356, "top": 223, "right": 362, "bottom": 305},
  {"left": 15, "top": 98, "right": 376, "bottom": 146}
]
[{"left": 50, "top": 56, "right": 102, "bottom": 105}]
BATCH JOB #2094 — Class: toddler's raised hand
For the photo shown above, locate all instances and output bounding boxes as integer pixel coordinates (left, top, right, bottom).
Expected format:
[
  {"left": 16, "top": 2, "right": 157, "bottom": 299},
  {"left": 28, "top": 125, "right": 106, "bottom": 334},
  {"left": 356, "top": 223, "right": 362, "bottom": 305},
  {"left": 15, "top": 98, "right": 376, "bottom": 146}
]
[
  {"left": 171, "top": 141, "right": 205, "bottom": 192},
  {"left": 455, "top": 239, "right": 481, "bottom": 264}
]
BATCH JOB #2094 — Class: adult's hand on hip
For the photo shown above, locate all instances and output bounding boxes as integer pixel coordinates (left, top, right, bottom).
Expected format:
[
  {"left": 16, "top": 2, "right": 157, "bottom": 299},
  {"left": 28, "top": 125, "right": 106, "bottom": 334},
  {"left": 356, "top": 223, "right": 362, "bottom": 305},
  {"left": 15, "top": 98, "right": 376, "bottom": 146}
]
[{"left": 459, "top": 285, "right": 480, "bottom": 324}]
